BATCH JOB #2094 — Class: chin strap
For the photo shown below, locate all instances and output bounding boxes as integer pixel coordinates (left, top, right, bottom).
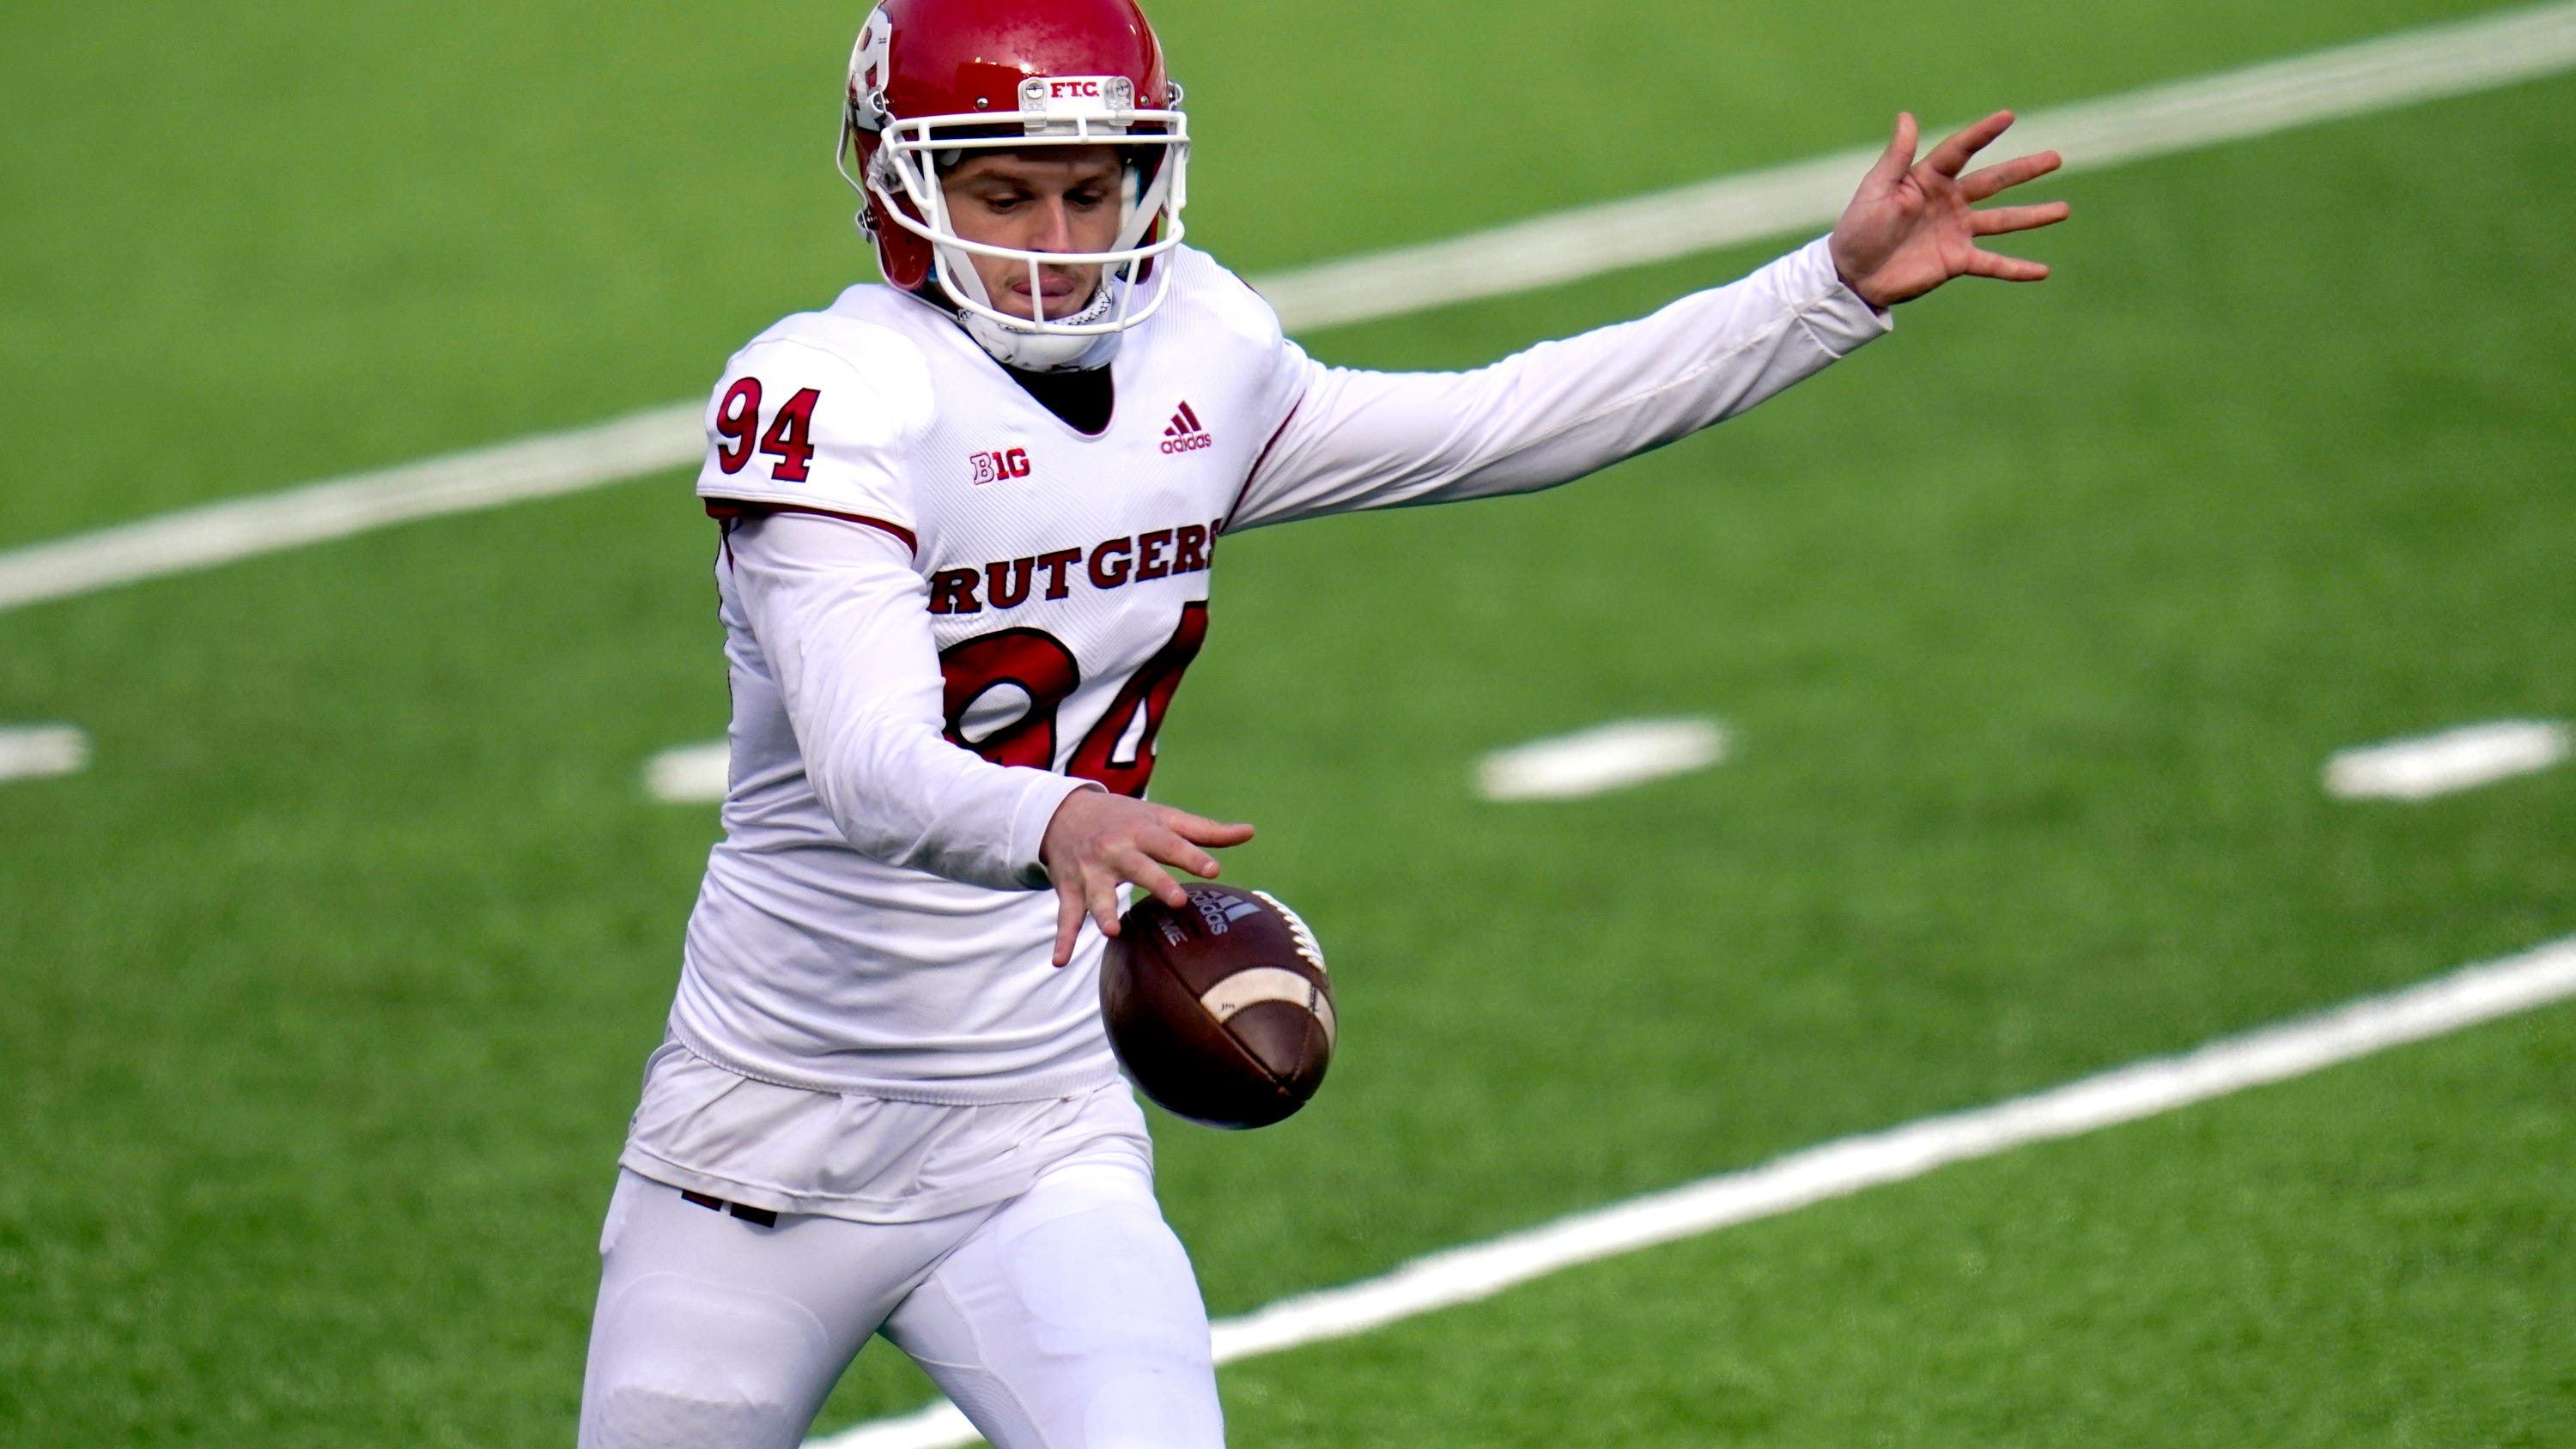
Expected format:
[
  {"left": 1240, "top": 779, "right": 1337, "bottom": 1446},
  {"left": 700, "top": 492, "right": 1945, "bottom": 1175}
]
[{"left": 954, "top": 283, "right": 1124, "bottom": 373}]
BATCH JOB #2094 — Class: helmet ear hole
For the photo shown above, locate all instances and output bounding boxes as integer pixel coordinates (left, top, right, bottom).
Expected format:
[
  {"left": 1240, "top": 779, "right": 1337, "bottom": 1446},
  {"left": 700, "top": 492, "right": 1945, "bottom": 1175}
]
[
  {"left": 848, "top": 129, "right": 934, "bottom": 288},
  {"left": 875, "top": 199, "right": 935, "bottom": 288}
]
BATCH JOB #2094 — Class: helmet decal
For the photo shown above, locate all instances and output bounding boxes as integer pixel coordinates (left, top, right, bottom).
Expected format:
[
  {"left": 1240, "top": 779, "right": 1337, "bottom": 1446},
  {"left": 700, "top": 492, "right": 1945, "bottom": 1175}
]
[{"left": 849, "top": 8, "right": 893, "bottom": 118}]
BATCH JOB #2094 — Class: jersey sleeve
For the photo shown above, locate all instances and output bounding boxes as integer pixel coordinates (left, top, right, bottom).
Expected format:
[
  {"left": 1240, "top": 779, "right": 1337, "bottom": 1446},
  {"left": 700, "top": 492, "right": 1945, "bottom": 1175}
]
[
  {"left": 725, "top": 511, "right": 1098, "bottom": 891},
  {"left": 696, "top": 331, "right": 926, "bottom": 549},
  {"left": 1224, "top": 236, "right": 1891, "bottom": 532}
]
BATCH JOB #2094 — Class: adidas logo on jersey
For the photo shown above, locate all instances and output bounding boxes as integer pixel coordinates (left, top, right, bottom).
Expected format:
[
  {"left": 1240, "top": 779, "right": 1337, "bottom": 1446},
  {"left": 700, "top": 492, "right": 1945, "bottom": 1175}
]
[{"left": 1159, "top": 402, "right": 1213, "bottom": 454}]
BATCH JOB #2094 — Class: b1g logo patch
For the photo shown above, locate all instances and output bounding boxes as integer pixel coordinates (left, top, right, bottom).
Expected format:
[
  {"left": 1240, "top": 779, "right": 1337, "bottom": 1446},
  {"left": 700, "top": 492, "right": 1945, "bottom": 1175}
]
[{"left": 970, "top": 447, "right": 1032, "bottom": 485}]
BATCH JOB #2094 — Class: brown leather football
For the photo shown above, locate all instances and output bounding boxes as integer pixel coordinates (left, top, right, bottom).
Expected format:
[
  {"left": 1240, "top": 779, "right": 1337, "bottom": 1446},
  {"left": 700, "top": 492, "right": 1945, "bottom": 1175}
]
[{"left": 1100, "top": 885, "right": 1334, "bottom": 1129}]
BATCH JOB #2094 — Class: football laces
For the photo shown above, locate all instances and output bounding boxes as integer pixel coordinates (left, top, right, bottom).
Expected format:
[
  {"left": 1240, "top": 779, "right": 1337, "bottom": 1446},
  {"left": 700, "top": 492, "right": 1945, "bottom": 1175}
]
[{"left": 1250, "top": 889, "right": 1327, "bottom": 979}]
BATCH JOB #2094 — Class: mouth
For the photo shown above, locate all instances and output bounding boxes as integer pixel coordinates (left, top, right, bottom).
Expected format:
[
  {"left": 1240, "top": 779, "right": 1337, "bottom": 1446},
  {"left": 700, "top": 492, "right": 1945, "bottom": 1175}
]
[
  {"left": 1011, "top": 276, "right": 1087, "bottom": 306},
  {"left": 982, "top": 253, "right": 1104, "bottom": 323}
]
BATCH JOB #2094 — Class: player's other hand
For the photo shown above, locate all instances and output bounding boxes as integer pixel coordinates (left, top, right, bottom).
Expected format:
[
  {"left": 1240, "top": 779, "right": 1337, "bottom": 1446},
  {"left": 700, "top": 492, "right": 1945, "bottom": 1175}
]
[
  {"left": 1040, "top": 790, "right": 1255, "bottom": 967},
  {"left": 1829, "top": 111, "right": 2069, "bottom": 309}
]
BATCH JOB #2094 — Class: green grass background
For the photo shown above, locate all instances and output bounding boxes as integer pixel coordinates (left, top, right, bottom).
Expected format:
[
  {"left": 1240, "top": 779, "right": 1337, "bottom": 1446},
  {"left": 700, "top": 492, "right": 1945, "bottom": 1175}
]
[
  {"left": 1223, "top": 1006, "right": 2576, "bottom": 1447},
  {"left": 3, "top": 0, "right": 2570, "bottom": 1444},
  {"left": 0, "top": 0, "right": 2509, "bottom": 544}
]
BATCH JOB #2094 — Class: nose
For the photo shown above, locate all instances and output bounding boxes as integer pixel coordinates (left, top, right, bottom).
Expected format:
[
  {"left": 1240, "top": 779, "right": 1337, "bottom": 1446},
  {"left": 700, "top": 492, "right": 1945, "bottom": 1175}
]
[{"left": 1030, "top": 199, "right": 1076, "bottom": 256}]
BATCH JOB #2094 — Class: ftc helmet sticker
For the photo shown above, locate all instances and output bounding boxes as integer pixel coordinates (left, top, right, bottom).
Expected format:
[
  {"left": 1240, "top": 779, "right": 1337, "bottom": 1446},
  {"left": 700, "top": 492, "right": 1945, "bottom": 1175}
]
[
  {"left": 1016, "top": 74, "right": 1138, "bottom": 121},
  {"left": 970, "top": 447, "right": 1032, "bottom": 486}
]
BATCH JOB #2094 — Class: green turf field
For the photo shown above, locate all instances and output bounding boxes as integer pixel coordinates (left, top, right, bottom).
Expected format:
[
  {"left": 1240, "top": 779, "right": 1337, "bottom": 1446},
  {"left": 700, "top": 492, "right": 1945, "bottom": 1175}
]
[{"left": 3, "top": 0, "right": 2572, "bottom": 1445}]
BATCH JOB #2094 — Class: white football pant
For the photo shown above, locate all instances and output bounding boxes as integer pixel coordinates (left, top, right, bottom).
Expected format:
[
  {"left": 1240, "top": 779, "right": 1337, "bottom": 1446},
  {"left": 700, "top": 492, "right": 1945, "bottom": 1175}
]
[{"left": 579, "top": 1150, "right": 1224, "bottom": 1449}]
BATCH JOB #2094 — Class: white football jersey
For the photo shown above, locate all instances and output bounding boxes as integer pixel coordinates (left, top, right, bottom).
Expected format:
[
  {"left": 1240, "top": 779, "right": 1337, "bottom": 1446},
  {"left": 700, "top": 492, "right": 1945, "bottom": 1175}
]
[{"left": 663, "top": 239, "right": 1887, "bottom": 1115}]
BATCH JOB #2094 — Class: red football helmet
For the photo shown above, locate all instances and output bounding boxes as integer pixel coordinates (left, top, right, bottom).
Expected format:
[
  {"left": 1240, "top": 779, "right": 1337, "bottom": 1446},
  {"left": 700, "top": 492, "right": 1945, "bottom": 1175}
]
[{"left": 839, "top": 0, "right": 1188, "bottom": 360}]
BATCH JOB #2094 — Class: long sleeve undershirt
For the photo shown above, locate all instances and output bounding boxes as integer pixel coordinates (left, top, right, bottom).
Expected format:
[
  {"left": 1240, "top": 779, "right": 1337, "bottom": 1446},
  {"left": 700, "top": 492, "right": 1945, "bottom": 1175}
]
[
  {"left": 724, "top": 512, "right": 1099, "bottom": 893},
  {"left": 1229, "top": 235, "right": 1886, "bottom": 530},
  {"left": 734, "top": 238, "right": 1886, "bottom": 888}
]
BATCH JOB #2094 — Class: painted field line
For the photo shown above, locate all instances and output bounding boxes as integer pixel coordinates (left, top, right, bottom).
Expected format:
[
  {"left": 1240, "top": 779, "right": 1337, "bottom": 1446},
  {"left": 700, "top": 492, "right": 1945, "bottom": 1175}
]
[
  {"left": 0, "top": 403, "right": 701, "bottom": 615},
  {"left": 1258, "top": 0, "right": 2576, "bottom": 328},
  {"left": 8, "top": 5, "right": 2576, "bottom": 618},
  {"left": 1476, "top": 717, "right": 1726, "bottom": 801},
  {"left": 813, "top": 931, "right": 2576, "bottom": 1449},
  {"left": 644, "top": 739, "right": 731, "bottom": 803},
  {"left": 2326, "top": 718, "right": 2571, "bottom": 800},
  {"left": 0, "top": 724, "right": 90, "bottom": 784}
]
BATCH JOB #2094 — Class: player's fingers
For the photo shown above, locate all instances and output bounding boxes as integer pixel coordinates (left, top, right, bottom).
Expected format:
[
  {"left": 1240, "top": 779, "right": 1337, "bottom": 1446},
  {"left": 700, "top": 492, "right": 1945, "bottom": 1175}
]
[
  {"left": 1864, "top": 112, "right": 1918, "bottom": 188},
  {"left": 1141, "top": 827, "right": 1224, "bottom": 882},
  {"left": 1965, "top": 249, "right": 2051, "bottom": 282},
  {"left": 1923, "top": 110, "right": 2013, "bottom": 179},
  {"left": 1970, "top": 200, "right": 2070, "bottom": 236},
  {"left": 1960, "top": 149, "right": 2061, "bottom": 202},
  {"left": 1156, "top": 805, "right": 1257, "bottom": 847},
  {"left": 1121, "top": 852, "right": 1189, "bottom": 910},
  {"left": 1051, "top": 878, "right": 1086, "bottom": 967},
  {"left": 1086, "top": 867, "right": 1126, "bottom": 938}
]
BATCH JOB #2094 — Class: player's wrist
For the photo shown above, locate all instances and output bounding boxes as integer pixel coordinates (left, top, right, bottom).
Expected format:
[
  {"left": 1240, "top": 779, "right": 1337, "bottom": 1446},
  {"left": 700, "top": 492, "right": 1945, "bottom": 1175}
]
[
  {"left": 1034, "top": 781, "right": 1112, "bottom": 882},
  {"left": 1827, "top": 246, "right": 1889, "bottom": 312},
  {"left": 1817, "top": 231, "right": 1894, "bottom": 316}
]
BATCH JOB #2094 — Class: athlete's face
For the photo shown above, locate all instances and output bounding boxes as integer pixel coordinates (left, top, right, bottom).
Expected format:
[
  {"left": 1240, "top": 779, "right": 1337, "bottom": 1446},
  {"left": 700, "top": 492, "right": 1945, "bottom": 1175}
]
[{"left": 941, "top": 147, "right": 1125, "bottom": 322}]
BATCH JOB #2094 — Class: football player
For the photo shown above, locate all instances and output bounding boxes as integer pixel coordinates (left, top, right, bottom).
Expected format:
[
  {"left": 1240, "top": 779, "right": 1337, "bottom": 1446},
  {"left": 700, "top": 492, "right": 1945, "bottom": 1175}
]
[{"left": 579, "top": 0, "right": 2068, "bottom": 1444}]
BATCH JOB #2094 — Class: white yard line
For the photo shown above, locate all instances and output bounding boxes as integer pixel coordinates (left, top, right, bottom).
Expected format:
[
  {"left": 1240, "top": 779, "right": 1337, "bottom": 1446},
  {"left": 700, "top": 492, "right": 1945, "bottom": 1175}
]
[
  {"left": 643, "top": 739, "right": 732, "bottom": 803},
  {"left": 1475, "top": 718, "right": 1727, "bottom": 800},
  {"left": 0, "top": 403, "right": 701, "bottom": 615},
  {"left": 812, "top": 931, "right": 2576, "bottom": 1449},
  {"left": 0, "top": 724, "right": 89, "bottom": 783},
  {"left": 1258, "top": 0, "right": 2576, "bottom": 328},
  {"left": 2325, "top": 719, "right": 2572, "bottom": 800},
  {"left": 6, "top": 3, "right": 2575, "bottom": 616}
]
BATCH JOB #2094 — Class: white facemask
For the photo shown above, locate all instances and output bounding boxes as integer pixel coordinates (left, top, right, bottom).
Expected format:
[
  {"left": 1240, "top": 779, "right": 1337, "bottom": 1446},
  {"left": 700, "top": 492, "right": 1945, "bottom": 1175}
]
[{"left": 844, "top": 59, "right": 1189, "bottom": 372}]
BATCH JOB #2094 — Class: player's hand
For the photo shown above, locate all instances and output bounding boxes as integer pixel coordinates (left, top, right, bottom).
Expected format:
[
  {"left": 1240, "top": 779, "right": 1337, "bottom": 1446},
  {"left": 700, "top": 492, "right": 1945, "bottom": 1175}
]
[
  {"left": 1828, "top": 111, "right": 2069, "bottom": 309},
  {"left": 1039, "top": 790, "right": 1255, "bottom": 967}
]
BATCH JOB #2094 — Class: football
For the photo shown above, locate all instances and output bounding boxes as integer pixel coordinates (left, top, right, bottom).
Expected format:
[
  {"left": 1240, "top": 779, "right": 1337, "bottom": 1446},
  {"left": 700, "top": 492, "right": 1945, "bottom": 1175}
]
[{"left": 1100, "top": 885, "right": 1335, "bottom": 1129}]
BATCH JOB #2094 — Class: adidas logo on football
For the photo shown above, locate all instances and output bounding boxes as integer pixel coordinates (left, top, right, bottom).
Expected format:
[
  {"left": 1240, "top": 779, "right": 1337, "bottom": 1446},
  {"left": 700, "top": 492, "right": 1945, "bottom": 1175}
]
[{"left": 1159, "top": 401, "right": 1213, "bottom": 454}]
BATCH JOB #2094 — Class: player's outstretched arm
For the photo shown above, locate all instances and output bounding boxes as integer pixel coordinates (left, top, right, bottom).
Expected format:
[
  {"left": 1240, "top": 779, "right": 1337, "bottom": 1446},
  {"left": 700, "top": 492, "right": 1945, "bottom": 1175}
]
[
  {"left": 1828, "top": 110, "right": 2069, "bottom": 308},
  {"left": 1222, "top": 109, "right": 2067, "bottom": 535},
  {"left": 1040, "top": 792, "right": 1255, "bottom": 967}
]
